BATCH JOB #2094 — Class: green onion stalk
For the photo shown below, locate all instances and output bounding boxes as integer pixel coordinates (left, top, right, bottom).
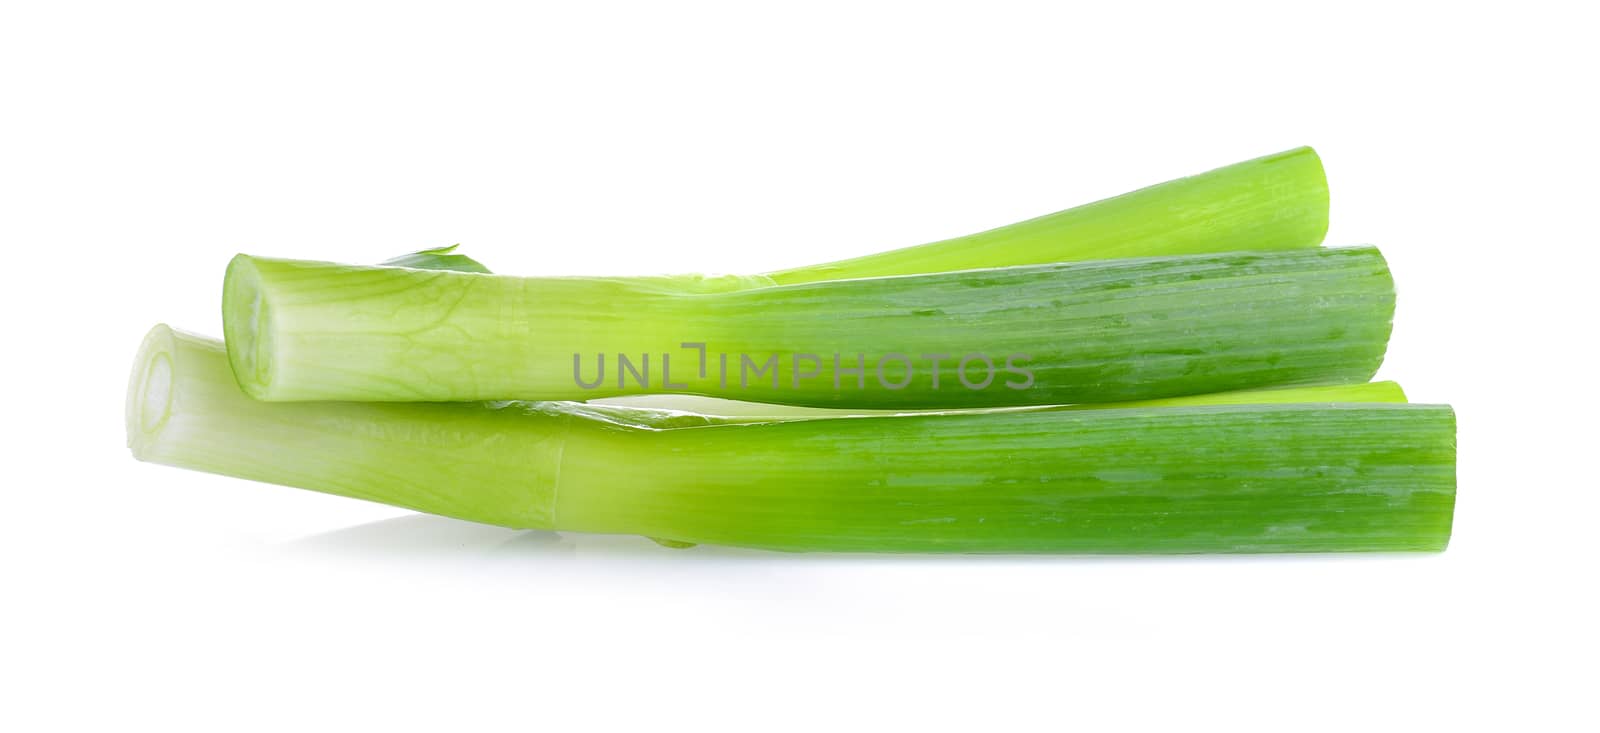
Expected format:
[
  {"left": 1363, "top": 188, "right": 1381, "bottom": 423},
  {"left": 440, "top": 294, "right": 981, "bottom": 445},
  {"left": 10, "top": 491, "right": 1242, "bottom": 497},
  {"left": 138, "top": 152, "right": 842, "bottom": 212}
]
[
  {"left": 765, "top": 146, "right": 1328, "bottom": 283},
  {"left": 223, "top": 246, "right": 1394, "bottom": 406},
  {"left": 129, "top": 325, "right": 1454, "bottom": 553}
]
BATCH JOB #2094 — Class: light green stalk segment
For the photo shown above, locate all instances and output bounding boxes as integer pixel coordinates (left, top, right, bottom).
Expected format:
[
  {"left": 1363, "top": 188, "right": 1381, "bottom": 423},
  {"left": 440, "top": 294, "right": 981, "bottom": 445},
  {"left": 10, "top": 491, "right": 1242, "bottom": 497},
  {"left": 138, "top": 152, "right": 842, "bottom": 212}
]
[
  {"left": 128, "top": 325, "right": 567, "bottom": 527},
  {"left": 131, "top": 325, "right": 1453, "bottom": 553},
  {"left": 223, "top": 246, "right": 1395, "bottom": 406},
  {"left": 765, "top": 147, "right": 1328, "bottom": 284}
]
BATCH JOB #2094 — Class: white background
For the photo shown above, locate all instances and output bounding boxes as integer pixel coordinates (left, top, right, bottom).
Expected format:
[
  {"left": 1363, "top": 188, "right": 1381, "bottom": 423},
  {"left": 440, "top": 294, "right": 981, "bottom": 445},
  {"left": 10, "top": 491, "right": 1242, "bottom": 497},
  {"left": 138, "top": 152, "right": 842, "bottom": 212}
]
[{"left": 3, "top": 1, "right": 1595, "bottom": 730}]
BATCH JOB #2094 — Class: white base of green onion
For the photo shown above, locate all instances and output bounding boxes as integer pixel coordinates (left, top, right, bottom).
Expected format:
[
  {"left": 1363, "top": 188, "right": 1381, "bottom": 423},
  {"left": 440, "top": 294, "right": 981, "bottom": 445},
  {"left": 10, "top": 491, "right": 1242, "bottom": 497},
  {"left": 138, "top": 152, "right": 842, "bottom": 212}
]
[{"left": 129, "top": 325, "right": 566, "bottom": 527}]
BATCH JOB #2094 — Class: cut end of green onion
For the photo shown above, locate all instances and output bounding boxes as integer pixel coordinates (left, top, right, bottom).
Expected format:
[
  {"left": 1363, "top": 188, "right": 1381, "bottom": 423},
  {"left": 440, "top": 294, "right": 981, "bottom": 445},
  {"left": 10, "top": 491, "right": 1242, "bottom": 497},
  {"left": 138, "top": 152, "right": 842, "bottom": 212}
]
[
  {"left": 127, "top": 324, "right": 236, "bottom": 466},
  {"left": 127, "top": 324, "right": 570, "bottom": 527},
  {"left": 126, "top": 325, "right": 178, "bottom": 455},
  {"left": 1297, "top": 146, "right": 1332, "bottom": 243},
  {"left": 221, "top": 254, "right": 275, "bottom": 399}
]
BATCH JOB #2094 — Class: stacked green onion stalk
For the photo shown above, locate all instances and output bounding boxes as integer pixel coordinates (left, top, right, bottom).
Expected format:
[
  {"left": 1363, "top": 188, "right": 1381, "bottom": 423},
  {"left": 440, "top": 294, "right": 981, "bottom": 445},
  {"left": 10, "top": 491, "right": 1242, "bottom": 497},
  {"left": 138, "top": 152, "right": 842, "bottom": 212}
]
[{"left": 128, "top": 147, "right": 1457, "bottom": 553}]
